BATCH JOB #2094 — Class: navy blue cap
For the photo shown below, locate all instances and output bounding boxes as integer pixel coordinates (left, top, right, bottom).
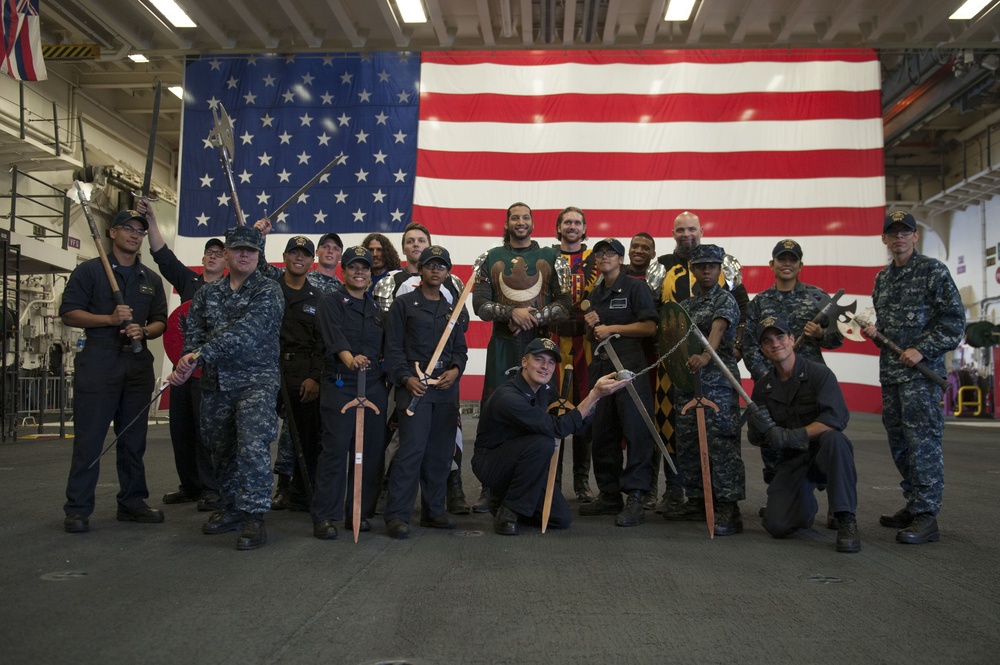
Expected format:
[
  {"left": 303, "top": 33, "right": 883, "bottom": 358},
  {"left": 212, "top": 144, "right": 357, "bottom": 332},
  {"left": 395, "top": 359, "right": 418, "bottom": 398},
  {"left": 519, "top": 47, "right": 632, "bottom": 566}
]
[
  {"left": 771, "top": 239, "right": 803, "bottom": 260},
  {"left": 204, "top": 238, "right": 224, "bottom": 251},
  {"left": 224, "top": 226, "right": 263, "bottom": 252},
  {"left": 111, "top": 209, "right": 148, "bottom": 230},
  {"left": 284, "top": 235, "right": 315, "bottom": 256},
  {"left": 689, "top": 243, "right": 725, "bottom": 265},
  {"left": 318, "top": 232, "right": 343, "bottom": 249},
  {"left": 524, "top": 337, "right": 562, "bottom": 363},
  {"left": 419, "top": 245, "right": 452, "bottom": 269},
  {"left": 592, "top": 237, "right": 625, "bottom": 256},
  {"left": 341, "top": 245, "right": 373, "bottom": 268},
  {"left": 757, "top": 316, "right": 792, "bottom": 342},
  {"left": 883, "top": 210, "right": 917, "bottom": 233}
]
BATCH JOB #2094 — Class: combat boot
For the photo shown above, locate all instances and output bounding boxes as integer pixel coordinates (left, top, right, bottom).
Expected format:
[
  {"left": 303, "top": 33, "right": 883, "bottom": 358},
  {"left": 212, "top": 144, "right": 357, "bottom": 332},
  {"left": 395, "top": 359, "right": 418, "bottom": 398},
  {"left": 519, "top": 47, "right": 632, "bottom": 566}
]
[
  {"left": 615, "top": 490, "right": 645, "bottom": 527},
  {"left": 879, "top": 507, "right": 914, "bottom": 529},
  {"left": 835, "top": 512, "right": 861, "bottom": 553},
  {"left": 573, "top": 475, "right": 594, "bottom": 503},
  {"left": 579, "top": 492, "right": 624, "bottom": 516},
  {"left": 271, "top": 474, "right": 291, "bottom": 510},
  {"left": 446, "top": 469, "right": 471, "bottom": 515},
  {"left": 896, "top": 513, "right": 939, "bottom": 544},
  {"left": 236, "top": 514, "right": 267, "bottom": 550},
  {"left": 471, "top": 486, "right": 491, "bottom": 514},
  {"left": 663, "top": 497, "right": 706, "bottom": 521},
  {"left": 713, "top": 502, "right": 743, "bottom": 536},
  {"left": 202, "top": 508, "right": 243, "bottom": 535}
]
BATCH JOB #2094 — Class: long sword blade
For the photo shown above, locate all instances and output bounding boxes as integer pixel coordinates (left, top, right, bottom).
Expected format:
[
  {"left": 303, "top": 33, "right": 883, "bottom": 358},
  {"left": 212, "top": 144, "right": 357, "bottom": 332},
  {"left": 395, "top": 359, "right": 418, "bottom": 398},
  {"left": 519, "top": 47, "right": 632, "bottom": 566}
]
[{"left": 267, "top": 153, "right": 347, "bottom": 223}]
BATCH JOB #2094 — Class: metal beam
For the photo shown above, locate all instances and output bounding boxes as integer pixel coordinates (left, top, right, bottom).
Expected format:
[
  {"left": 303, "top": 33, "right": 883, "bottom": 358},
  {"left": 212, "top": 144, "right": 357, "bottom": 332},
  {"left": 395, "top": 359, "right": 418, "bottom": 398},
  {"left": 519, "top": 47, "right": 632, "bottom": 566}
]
[
  {"left": 176, "top": 0, "right": 234, "bottom": 48},
  {"left": 375, "top": 0, "right": 410, "bottom": 47},
  {"left": 520, "top": 0, "right": 534, "bottom": 45},
  {"left": 116, "top": 0, "right": 190, "bottom": 49},
  {"left": 563, "top": 0, "right": 578, "bottom": 45},
  {"left": 227, "top": 0, "right": 278, "bottom": 48},
  {"left": 642, "top": 0, "right": 667, "bottom": 45},
  {"left": 277, "top": 0, "right": 322, "bottom": 48},
  {"left": 324, "top": 0, "right": 366, "bottom": 47},
  {"left": 819, "top": 0, "right": 863, "bottom": 42},
  {"left": 425, "top": 0, "right": 455, "bottom": 47},
  {"left": 909, "top": 1, "right": 961, "bottom": 41},
  {"left": 867, "top": 0, "right": 913, "bottom": 41},
  {"left": 76, "top": 0, "right": 151, "bottom": 50},
  {"left": 602, "top": 0, "right": 621, "bottom": 45},
  {"left": 774, "top": 0, "right": 809, "bottom": 43},
  {"left": 475, "top": 0, "right": 495, "bottom": 45},
  {"left": 686, "top": 0, "right": 710, "bottom": 44}
]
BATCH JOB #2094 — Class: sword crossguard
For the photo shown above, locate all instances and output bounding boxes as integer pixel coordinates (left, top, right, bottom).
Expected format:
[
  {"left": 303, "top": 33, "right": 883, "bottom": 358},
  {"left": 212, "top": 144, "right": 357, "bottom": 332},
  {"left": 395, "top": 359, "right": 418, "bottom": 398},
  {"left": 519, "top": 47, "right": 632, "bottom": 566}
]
[
  {"left": 593, "top": 332, "right": 621, "bottom": 356},
  {"left": 680, "top": 395, "right": 720, "bottom": 415},
  {"left": 414, "top": 362, "right": 441, "bottom": 387},
  {"left": 548, "top": 397, "right": 575, "bottom": 416},
  {"left": 341, "top": 397, "right": 380, "bottom": 414}
]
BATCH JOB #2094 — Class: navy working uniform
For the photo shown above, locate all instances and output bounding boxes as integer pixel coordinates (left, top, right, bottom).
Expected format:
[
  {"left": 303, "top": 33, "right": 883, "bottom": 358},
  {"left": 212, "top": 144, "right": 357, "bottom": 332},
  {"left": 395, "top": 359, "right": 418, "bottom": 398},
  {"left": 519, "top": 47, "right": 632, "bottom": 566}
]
[
  {"left": 60, "top": 214, "right": 167, "bottom": 524},
  {"left": 750, "top": 354, "right": 856, "bottom": 538},
  {"left": 472, "top": 342, "right": 586, "bottom": 533},
  {"left": 584, "top": 268, "right": 658, "bottom": 508},
  {"left": 383, "top": 247, "right": 468, "bottom": 533},
  {"left": 872, "top": 212, "right": 964, "bottom": 541},
  {"left": 672, "top": 245, "right": 745, "bottom": 532},
  {"left": 311, "top": 248, "right": 388, "bottom": 533},
  {"left": 185, "top": 237, "right": 284, "bottom": 519},
  {"left": 151, "top": 238, "right": 222, "bottom": 505}
]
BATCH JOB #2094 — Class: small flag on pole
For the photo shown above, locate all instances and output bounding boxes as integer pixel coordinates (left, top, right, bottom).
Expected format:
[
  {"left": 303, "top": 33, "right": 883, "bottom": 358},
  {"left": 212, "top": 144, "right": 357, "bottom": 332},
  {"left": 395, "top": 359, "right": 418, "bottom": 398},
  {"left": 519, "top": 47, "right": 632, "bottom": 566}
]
[{"left": 2, "top": 0, "right": 47, "bottom": 81}]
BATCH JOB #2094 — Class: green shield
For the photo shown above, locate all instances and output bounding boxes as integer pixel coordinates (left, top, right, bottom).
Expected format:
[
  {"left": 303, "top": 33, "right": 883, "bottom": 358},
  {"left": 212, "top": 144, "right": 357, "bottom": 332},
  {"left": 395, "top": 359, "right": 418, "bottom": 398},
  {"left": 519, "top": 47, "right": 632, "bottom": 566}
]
[{"left": 658, "top": 301, "right": 701, "bottom": 394}]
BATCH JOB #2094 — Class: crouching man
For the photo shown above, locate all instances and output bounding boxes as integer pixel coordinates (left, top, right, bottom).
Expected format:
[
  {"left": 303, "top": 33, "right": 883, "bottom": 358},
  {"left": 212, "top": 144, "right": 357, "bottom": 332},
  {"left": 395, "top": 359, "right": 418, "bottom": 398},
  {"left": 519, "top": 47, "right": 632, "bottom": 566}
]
[
  {"left": 748, "top": 317, "right": 861, "bottom": 554},
  {"left": 472, "top": 338, "right": 628, "bottom": 535}
]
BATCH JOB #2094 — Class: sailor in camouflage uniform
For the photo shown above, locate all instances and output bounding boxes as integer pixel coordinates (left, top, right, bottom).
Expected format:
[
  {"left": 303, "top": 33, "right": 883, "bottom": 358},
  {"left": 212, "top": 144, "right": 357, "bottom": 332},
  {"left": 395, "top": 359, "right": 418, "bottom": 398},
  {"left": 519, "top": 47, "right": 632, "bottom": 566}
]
[
  {"left": 742, "top": 239, "right": 844, "bottom": 486},
  {"left": 666, "top": 244, "right": 746, "bottom": 536},
  {"left": 865, "top": 211, "right": 964, "bottom": 545},
  {"left": 171, "top": 226, "right": 284, "bottom": 550},
  {"left": 471, "top": 202, "right": 571, "bottom": 511}
]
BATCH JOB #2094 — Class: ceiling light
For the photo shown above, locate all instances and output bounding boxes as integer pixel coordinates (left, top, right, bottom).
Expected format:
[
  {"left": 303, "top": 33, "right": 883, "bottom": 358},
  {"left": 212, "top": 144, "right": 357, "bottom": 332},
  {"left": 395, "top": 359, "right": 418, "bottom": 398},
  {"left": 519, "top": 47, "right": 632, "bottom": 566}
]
[
  {"left": 128, "top": 54, "right": 149, "bottom": 63},
  {"left": 396, "top": 0, "right": 428, "bottom": 23},
  {"left": 168, "top": 86, "right": 184, "bottom": 99},
  {"left": 950, "top": 0, "right": 993, "bottom": 20},
  {"left": 148, "top": 0, "right": 196, "bottom": 28},
  {"left": 664, "top": 0, "right": 697, "bottom": 21}
]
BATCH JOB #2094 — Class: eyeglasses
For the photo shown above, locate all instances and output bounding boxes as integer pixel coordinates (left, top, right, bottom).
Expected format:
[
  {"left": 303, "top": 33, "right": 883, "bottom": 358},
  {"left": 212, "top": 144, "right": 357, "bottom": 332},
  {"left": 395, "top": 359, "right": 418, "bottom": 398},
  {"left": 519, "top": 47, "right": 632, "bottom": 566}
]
[
  {"left": 117, "top": 225, "right": 147, "bottom": 237},
  {"left": 884, "top": 228, "right": 915, "bottom": 238},
  {"left": 422, "top": 263, "right": 449, "bottom": 272},
  {"left": 204, "top": 249, "right": 224, "bottom": 258},
  {"left": 593, "top": 250, "right": 620, "bottom": 258}
]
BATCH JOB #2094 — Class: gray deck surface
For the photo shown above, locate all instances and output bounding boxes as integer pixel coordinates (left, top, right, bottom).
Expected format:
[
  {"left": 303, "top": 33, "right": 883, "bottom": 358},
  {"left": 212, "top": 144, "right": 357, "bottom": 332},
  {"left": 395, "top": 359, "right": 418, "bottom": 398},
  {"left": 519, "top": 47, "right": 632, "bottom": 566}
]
[{"left": 1, "top": 413, "right": 998, "bottom": 664}]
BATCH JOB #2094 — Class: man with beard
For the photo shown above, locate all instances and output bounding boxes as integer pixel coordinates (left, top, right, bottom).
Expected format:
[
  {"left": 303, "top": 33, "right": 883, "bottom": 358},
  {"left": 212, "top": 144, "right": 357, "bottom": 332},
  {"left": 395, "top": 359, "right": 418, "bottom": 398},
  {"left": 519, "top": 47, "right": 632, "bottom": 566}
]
[
  {"left": 363, "top": 232, "right": 401, "bottom": 298},
  {"left": 471, "top": 202, "right": 571, "bottom": 512}
]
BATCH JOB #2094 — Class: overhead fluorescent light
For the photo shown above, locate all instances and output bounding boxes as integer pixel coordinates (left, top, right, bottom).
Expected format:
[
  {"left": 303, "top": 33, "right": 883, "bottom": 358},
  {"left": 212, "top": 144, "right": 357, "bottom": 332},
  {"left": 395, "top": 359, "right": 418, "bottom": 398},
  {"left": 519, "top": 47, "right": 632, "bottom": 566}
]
[
  {"left": 950, "top": 0, "right": 993, "bottom": 20},
  {"left": 148, "top": 0, "right": 196, "bottom": 28},
  {"left": 664, "top": 0, "right": 697, "bottom": 21},
  {"left": 396, "top": 0, "right": 428, "bottom": 23},
  {"left": 128, "top": 54, "right": 149, "bottom": 63},
  {"left": 168, "top": 86, "right": 184, "bottom": 99}
]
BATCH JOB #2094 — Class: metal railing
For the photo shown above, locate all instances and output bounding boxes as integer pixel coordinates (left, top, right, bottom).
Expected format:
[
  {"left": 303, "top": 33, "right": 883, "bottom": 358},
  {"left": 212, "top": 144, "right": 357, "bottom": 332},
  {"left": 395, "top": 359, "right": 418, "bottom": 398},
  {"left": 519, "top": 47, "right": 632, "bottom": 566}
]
[{"left": 16, "top": 371, "right": 70, "bottom": 436}]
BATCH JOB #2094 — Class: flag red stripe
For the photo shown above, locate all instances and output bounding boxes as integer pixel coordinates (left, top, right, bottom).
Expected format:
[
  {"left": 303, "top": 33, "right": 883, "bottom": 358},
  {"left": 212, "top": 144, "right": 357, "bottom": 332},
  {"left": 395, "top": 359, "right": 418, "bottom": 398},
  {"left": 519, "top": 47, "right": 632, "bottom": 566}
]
[
  {"left": 413, "top": 206, "right": 885, "bottom": 238},
  {"left": 422, "top": 51, "right": 878, "bottom": 66},
  {"left": 419, "top": 91, "right": 881, "bottom": 123},
  {"left": 416, "top": 149, "right": 884, "bottom": 182}
]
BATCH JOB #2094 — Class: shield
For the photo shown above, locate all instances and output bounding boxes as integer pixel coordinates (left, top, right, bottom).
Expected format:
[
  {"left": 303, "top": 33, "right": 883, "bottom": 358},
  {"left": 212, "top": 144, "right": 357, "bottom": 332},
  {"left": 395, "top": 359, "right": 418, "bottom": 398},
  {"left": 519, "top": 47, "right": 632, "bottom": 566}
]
[{"left": 658, "top": 301, "right": 700, "bottom": 394}]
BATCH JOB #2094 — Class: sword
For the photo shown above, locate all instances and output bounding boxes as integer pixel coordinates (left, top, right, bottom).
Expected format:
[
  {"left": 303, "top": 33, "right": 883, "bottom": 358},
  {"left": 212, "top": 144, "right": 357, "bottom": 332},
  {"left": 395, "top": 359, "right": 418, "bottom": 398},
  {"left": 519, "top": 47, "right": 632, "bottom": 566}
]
[
  {"left": 207, "top": 103, "right": 247, "bottom": 226},
  {"left": 542, "top": 364, "right": 574, "bottom": 533},
  {"left": 133, "top": 80, "right": 162, "bottom": 206},
  {"left": 680, "top": 373, "right": 719, "bottom": 538},
  {"left": 592, "top": 334, "right": 678, "bottom": 475},
  {"left": 278, "top": 374, "right": 315, "bottom": 504},
  {"left": 796, "top": 288, "right": 858, "bottom": 350},
  {"left": 70, "top": 181, "right": 142, "bottom": 355},
  {"left": 267, "top": 153, "right": 347, "bottom": 223},
  {"left": 341, "top": 369, "right": 380, "bottom": 543}
]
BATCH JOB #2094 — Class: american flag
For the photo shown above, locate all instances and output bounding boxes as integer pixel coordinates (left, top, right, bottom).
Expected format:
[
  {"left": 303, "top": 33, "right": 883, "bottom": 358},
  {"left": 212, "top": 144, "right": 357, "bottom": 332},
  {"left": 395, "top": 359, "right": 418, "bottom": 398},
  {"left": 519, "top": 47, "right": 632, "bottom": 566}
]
[
  {"left": 1, "top": 0, "right": 46, "bottom": 81},
  {"left": 178, "top": 50, "right": 885, "bottom": 410}
]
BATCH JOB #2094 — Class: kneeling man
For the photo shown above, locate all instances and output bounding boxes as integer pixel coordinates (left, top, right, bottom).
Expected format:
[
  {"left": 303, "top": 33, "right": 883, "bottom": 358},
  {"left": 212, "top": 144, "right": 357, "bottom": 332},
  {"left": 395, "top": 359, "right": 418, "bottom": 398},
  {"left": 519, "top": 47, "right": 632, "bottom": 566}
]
[
  {"left": 748, "top": 317, "right": 860, "bottom": 553},
  {"left": 472, "top": 338, "right": 627, "bottom": 535}
]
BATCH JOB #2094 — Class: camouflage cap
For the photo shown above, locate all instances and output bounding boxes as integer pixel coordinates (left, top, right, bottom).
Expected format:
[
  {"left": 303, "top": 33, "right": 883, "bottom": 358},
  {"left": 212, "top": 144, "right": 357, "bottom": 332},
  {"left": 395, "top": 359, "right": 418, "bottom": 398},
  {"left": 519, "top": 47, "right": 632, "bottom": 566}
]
[
  {"left": 224, "top": 226, "right": 263, "bottom": 252},
  {"left": 689, "top": 243, "right": 725, "bottom": 265},
  {"left": 524, "top": 337, "right": 562, "bottom": 363}
]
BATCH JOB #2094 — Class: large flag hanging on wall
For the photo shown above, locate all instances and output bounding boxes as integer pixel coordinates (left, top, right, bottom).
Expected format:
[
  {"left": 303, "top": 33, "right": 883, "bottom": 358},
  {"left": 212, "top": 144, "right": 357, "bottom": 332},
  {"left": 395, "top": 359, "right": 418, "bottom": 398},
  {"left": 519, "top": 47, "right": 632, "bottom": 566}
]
[
  {"left": 178, "top": 50, "right": 885, "bottom": 410},
  {"left": 1, "top": 0, "right": 47, "bottom": 81}
]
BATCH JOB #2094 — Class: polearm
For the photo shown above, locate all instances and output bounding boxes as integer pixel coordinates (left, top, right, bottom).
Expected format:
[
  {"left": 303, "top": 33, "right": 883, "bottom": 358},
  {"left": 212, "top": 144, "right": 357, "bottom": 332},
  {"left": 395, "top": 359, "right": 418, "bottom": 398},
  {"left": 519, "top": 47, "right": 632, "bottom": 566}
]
[
  {"left": 133, "top": 80, "right": 162, "bottom": 206},
  {"left": 405, "top": 274, "right": 476, "bottom": 416},
  {"left": 279, "top": 375, "right": 315, "bottom": 505},
  {"left": 71, "top": 181, "right": 142, "bottom": 355},
  {"left": 680, "top": 373, "right": 719, "bottom": 538},
  {"left": 793, "top": 288, "right": 844, "bottom": 352},
  {"left": 267, "top": 153, "right": 347, "bottom": 223},
  {"left": 341, "top": 369, "right": 380, "bottom": 543},
  {"left": 542, "top": 364, "right": 574, "bottom": 533},
  {"left": 207, "top": 103, "right": 247, "bottom": 226},
  {"left": 846, "top": 311, "right": 950, "bottom": 390}
]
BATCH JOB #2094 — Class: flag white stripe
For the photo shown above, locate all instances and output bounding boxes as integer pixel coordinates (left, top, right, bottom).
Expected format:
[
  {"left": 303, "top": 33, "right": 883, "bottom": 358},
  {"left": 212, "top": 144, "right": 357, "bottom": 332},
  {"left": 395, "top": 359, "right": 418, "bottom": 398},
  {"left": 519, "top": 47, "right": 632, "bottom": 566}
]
[
  {"left": 415, "top": 119, "right": 883, "bottom": 153},
  {"left": 420, "top": 61, "right": 880, "bottom": 95},
  {"left": 413, "top": 177, "right": 886, "bottom": 211}
]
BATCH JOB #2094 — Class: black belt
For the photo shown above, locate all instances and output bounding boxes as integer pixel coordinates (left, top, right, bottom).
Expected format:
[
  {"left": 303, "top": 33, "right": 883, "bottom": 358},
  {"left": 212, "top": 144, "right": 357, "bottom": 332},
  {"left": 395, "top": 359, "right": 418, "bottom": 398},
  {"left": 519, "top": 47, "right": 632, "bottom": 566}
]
[
  {"left": 83, "top": 337, "right": 144, "bottom": 352},
  {"left": 281, "top": 352, "right": 310, "bottom": 361}
]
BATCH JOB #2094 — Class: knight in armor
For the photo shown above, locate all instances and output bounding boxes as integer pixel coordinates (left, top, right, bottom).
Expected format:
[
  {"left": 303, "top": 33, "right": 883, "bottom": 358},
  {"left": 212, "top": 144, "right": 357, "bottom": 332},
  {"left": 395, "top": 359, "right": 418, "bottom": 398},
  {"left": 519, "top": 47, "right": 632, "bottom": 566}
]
[{"left": 471, "top": 202, "right": 571, "bottom": 512}]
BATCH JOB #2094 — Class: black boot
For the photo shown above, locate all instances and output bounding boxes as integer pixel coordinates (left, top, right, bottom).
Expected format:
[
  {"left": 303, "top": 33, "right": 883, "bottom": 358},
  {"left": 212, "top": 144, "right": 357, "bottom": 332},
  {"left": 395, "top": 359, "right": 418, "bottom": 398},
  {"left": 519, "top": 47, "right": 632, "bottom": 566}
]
[
  {"left": 472, "top": 486, "right": 491, "bottom": 514},
  {"left": 573, "top": 475, "right": 594, "bottom": 503},
  {"left": 895, "top": 513, "right": 939, "bottom": 544},
  {"left": 271, "top": 474, "right": 291, "bottom": 510},
  {"left": 579, "top": 492, "right": 624, "bottom": 516},
  {"left": 446, "top": 469, "right": 471, "bottom": 515},
  {"left": 713, "top": 502, "right": 743, "bottom": 536},
  {"left": 835, "top": 512, "right": 861, "bottom": 553},
  {"left": 879, "top": 507, "right": 914, "bottom": 529},
  {"left": 615, "top": 490, "right": 645, "bottom": 527},
  {"left": 663, "top": 497, "right": 705, "bottom": 521},
  {"left": 236, "top": 514, "right": 267, "bottom": 550}
]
